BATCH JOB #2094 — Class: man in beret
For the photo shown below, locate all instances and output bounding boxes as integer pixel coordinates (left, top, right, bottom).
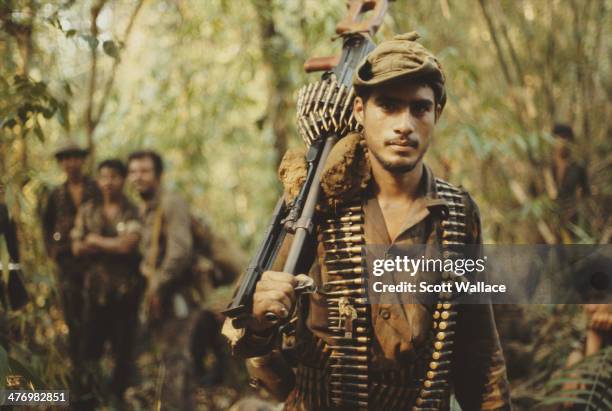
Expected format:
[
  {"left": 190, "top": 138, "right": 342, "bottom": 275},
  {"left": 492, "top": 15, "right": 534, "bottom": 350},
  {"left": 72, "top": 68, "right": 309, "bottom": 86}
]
[
  {"left": 225, "top": 33, "right": 511, "bottom": 410},
  {"left": 41, "top": 139, "right": 100, "bottom": 405}
]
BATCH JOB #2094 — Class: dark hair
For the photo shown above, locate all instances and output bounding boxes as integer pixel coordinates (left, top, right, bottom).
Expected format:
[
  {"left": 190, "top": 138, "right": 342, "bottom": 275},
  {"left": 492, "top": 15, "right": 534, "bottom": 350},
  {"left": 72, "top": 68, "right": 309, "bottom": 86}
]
[
  {"left": 56, "top": 150, "right": 88, "bottom": 161},
  {"left": 127, "top": 150, "right": 164, "bottom": 177},
  {"left": 355, "top": 75, "right": 442, "bottom": 108},
  {"left": 355, "top": 86, "right": 372, "bottom": 102},
  {"left": 98, "top": 159, "right": 127, "bottom": 178},
  {"left": 552, "top": 123, "right": 575, "bottom": 141}
]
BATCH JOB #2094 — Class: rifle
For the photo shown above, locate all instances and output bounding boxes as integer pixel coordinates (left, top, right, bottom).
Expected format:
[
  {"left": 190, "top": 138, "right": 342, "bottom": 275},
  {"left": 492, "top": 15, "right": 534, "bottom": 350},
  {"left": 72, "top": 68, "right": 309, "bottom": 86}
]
[{"left": 224, "top": 0, "right": 391, "bottom": 328}]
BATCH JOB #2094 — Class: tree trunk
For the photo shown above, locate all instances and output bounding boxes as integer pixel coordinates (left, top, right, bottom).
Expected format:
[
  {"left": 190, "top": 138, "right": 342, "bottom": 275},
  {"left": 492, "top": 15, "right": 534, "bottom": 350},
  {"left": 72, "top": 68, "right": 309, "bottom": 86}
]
[{"left": 253, "top": 0, "right": 292, "bottom": 167}]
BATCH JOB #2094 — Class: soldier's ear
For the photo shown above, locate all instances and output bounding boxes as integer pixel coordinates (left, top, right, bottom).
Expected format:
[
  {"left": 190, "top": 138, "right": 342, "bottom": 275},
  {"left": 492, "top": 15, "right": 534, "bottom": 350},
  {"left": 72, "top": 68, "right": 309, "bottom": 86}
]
[
  {"left": 354, "top": 97, "right": 365, "bottom": 125},
  {"left": 434, "top": 104, "right": 442, "bottom": 122}
]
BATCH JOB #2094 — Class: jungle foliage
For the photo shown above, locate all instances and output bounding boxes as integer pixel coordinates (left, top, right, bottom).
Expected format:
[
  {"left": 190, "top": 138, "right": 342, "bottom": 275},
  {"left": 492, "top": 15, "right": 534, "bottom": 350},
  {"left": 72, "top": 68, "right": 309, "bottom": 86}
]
[{"left": 1, "top": 0, "right": 610, "bottom": 409}]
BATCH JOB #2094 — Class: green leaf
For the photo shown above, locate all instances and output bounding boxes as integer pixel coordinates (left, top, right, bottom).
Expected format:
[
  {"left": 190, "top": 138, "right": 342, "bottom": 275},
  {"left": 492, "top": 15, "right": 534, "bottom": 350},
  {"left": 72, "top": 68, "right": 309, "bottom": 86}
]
[
  {"left": 102, "top": 40, "right": 120, "bottom": 59},
  {"left": 81, "top": 34, "right": 99, "bottom": 50},
  {"left": 33, "top": 122, "right": 44, "bottom": 142},
  {"left": 2, "top": 118, "right": 17, "bottom": 129},
  {"left": 63, "top": 81, "right": 73, "bottom": 97},
  {"left": 57, "top": 101, "right": 70, "bottom": 130}
]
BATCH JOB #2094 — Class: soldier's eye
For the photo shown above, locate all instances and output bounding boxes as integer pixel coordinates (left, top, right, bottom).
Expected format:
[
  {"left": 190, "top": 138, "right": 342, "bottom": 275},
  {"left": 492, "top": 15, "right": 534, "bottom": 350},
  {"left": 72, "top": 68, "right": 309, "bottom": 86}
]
[
  {"left": 378, "top": 99, "right": 399, "bottom": 111},
  {"left": 412, "top": 102, "right": 431, "bottom": 116}
]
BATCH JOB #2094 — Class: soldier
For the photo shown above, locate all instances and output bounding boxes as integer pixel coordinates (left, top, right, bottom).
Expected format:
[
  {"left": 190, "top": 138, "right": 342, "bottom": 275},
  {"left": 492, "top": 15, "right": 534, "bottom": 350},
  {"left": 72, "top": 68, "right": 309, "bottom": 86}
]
[
  {"left": 40, "top": 139, "right": 99, "bottom": 401},
  {"left": 127, "top": 150, "right": 198, "bottom": 411},
  {"left": 224, "top": 33, "right": 511, "bottom": 410},
  {"left": 71, "top": 159, "right": 144, "bottom": 407},
  {"left": 550, "top": 124, "right": 590, "bottom": 232}
]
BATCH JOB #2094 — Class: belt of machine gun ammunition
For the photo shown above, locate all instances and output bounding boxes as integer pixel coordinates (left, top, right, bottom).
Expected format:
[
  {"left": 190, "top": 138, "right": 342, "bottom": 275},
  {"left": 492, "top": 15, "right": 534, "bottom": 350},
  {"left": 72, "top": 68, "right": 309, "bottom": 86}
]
[
  {"left": 320, "top": 201, "right": 369, "bottom": 410},
  {"left": 412, "top": 179, "right": 468, "bottom": 411},
  {"left": 317, "top": 181, "right": 467, "bottom": 410},
  {"left": 295, "top": 75, "right": 361, "bottom": 147}
]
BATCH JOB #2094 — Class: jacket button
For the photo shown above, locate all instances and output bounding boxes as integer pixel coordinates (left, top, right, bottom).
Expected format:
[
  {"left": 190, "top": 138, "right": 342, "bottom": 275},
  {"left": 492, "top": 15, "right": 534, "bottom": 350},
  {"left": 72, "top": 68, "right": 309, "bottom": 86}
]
[{"left": 380, "top": 309, "right": 391, "bottom": 320}]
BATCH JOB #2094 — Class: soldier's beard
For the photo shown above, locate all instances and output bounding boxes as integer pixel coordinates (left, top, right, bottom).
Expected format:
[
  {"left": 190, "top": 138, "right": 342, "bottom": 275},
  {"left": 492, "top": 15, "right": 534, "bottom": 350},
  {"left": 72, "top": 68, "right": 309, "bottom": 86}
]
[
  {"left": 370, "top": 148, "right": 424, "bottom": 174},
  {"left": 139, "top": 188, "right": 157, "bottom": 201}
]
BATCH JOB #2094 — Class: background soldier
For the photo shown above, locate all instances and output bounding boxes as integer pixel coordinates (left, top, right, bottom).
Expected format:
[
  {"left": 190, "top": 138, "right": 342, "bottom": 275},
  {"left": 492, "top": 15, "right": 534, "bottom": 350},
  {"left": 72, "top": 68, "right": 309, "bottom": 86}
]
[
  {"left": 549, "top": 124, "right": 590, "bottom": 240},
  {"left": 127, "top": 150, "right": 198, "bottom": 411},
  {"left": 71, "top": 159, "right": 144, "bottom": 408},
  {"left": 40, "top": 139, "right": 100, "bottom": 403},
  {"left": 225, "top": 33, "right": 511, "bottom": 410}
]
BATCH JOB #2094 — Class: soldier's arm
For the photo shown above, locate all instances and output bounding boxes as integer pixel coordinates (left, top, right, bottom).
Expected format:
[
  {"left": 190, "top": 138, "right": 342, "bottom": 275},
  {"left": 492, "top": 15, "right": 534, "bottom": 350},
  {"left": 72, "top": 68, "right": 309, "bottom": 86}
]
[
  {"left": 87, "top": 231, "right": 140, "bottom": 254},
  {"left": 155, "top": 195, "right": 193, "bottom": 290},
  {"left": 222, "top": 232, "right": 295, "bottom": 358},
  {"left": 452, "top": 193, "right": 512, "bottom": 411},
  {"left": 86, "top": 217, "right": 141, "bottom": 255},
  {"left": 71, "top": 207, "right": 94, "bottom": 256}
]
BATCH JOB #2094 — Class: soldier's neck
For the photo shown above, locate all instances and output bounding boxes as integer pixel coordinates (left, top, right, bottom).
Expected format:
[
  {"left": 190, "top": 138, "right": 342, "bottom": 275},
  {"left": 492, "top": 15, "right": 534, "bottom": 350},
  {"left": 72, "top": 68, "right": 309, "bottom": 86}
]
[
  {"left": 141, "top": 188, "right": 160, "bottom": 207},
  {"left": 371, "top": 161, "right": 423, "bottom": 203},
  {"left": 66, "top": 174, "right": 84, "bottom": 185},
  {"left": 103, "top": 193, "right": 121, "bottom": 206}
]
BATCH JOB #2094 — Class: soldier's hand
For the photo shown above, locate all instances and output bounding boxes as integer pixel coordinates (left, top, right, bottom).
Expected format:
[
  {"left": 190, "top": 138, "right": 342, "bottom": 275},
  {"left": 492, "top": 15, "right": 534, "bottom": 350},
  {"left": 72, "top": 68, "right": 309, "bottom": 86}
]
[
  {"left": 84, "top": 234, "right": 104, "bottom": 249},
  {"left": 248, "top": 271, "right": 310, "bottom": 333}
]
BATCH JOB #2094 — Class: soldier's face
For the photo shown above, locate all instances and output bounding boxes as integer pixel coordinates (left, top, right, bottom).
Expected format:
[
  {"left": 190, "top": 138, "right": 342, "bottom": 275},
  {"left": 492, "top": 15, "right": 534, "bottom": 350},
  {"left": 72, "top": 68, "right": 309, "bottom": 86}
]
[
  {"left": 553, "top": 136, "right": 571, "bottom": 159},
  {"left": 128, "top": 158, "right": 160, "bottom": 198},
  {"left": 97, "top": 167, "right": 124, "bottom": 198},
  {"left": 59, "top": 154, "right": 86, "bottom": 178},
  {"left": 354, "top": 81, "right": 439, "bottom": 174}
]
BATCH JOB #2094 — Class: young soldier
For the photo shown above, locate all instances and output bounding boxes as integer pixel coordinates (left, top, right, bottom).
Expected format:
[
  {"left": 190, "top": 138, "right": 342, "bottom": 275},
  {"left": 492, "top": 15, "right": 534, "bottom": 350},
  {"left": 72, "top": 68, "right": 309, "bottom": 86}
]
[
  {"left": 71, "top": 159, "right": 143, "bottom": 407},
  {"left": 41, "top": 139, "right": 100, "bottom": 401},
  {"left": 127, "top": 150, "right": 198, "bottom": 411},
  {"left": 225, "top": 33, "right": 511, "bottom": 410}
]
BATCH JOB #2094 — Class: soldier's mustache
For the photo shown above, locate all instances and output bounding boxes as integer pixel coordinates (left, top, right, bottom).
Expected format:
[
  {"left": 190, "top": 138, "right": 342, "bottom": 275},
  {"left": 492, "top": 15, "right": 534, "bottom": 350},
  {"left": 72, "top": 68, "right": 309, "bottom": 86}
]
[{"left": 385, "top": 136, "right": 418, "bottom": 148}]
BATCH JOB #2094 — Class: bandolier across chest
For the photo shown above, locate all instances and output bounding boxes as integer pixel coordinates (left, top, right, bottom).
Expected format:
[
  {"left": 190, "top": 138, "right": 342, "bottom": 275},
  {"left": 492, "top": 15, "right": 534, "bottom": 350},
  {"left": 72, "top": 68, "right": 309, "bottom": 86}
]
[{"left": 290, "top": 179, "right": 469, "bottom": 411}]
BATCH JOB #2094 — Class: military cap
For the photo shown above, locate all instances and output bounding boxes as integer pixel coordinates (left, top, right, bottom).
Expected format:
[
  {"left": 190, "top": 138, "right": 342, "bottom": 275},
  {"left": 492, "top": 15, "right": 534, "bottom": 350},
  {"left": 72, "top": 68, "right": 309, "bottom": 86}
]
[
  {"left": 353, "top": 31, "right": 446, "bottom": 111},
  {"left": 54, "top": 139, "right": 89, "bottom": 159}
]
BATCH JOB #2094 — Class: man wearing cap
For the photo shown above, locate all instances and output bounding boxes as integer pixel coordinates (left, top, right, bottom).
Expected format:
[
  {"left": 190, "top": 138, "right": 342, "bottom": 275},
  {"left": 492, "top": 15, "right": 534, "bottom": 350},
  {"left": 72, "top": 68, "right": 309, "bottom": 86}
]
[
  {"left": 224, "top": 32, "right": 511, "bottom": 410},
  {"left": 41, "top": 139, "right": 100, "bottom": 401}
]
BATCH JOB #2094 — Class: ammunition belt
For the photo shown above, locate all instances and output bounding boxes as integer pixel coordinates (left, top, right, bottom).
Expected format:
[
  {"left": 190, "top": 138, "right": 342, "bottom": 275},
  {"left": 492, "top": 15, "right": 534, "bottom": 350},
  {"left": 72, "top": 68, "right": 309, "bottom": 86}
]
[
  {"left": 307, "top": 181, "right": 468, "bottom": 410},
  {"left": 295, "top": 76, "right": 361, "bottom": 147},
  {"left": 295, "top": 363, "right": 423, "bottom": 410},
  {"left": 319, "top": 201, "right": 370, "bottom": 410},
  {"left": 412, "top": 179, "right": 468, "bottom": 411}
]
